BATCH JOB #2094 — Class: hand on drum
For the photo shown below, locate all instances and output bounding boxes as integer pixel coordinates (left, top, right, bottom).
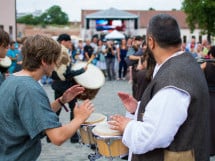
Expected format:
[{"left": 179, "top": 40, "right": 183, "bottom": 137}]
[
  {"left": 108, "top": 115, "right": 131, "bottom": 134},
  {"left": 61, "top": 85, "right": 85, "bottom": 103},
  {"left": 73, "top": 99, "right": 94, "bottom": 123},
  {"left": 118, "top": 92, "right": 138, "bottom": 114}
]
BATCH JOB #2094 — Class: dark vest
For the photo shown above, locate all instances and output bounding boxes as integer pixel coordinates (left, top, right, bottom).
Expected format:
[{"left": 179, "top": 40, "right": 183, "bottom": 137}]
[{"left": 132, "top": 52, "right": 210, "bottom": 161}]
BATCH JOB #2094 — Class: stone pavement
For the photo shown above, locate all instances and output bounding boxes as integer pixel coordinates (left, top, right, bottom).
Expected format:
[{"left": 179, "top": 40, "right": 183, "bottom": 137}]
[
  {"left": 38, "top": 80, "right": 215, "bottom": 161},
  {"left": 39, "top": 80, "right": 132, "bottom": 161}
]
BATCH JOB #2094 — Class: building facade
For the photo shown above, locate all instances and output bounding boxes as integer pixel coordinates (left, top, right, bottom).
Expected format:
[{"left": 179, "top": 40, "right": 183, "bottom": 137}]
[
  {"left": 0, "top": 0, "right": 16, "bottom": 41},
  {"left": 81, "top": 9, "right": 209, "bottom": 43}
]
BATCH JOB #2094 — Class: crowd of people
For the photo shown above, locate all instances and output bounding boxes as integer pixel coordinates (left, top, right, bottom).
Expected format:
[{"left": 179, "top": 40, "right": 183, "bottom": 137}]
[{"left": 0, "top": 13, "right": 215, "bottom": 161}]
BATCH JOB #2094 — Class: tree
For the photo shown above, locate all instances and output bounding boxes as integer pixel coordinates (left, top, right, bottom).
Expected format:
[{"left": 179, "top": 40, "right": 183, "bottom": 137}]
[
  {"left": 39, "top": 5, "right": 69, "bottom": 25},
  {"left": 182, "top": 0, "right": 215, "bottom": 42},
  {"left": 17, "top": 14, "right": 39, "bottom": 25},
  {"left": 17, "top": 5, "right": 69, "bottom": 25}
]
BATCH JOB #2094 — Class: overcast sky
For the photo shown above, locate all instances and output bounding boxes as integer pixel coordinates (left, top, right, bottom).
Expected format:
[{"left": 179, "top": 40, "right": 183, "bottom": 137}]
[{"left": 16, "top": 0, "right": 183, "bottom": 21}]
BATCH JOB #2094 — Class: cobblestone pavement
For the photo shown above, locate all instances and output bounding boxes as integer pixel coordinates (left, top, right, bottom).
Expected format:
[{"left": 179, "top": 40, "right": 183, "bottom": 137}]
[{"left": 38, "top": 80, "right": 215, "bottom": 161}]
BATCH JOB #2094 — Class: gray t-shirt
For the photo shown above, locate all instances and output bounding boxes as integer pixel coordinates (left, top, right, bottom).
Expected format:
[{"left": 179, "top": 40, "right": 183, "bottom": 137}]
[{"left": 0, "top": 75, "right": 61, "bottom": 161}]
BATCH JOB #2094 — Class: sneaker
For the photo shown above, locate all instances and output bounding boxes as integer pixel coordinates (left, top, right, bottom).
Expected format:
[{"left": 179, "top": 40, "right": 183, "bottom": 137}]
[{"left": 122, "top": 77, "right": 126, "bottom": 80}]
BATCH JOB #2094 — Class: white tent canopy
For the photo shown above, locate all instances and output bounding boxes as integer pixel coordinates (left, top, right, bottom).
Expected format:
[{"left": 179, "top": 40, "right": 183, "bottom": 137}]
[{"left": 105, "top": 30, "right": 125, "bottom": 40}]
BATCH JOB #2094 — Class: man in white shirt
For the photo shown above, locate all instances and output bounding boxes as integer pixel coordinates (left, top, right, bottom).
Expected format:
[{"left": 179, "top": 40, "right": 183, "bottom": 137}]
[{"left": 109, "top": 14, "right": 210, "bottom": 161}]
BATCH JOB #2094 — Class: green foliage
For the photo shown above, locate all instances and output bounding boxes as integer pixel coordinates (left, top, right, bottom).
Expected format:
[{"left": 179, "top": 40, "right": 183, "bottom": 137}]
[
  {"left": 182, "top": 0, "right": 215, "bottom": 41},
  {"left": 17, "top": 5, "right": 69, "bottom": 25},
  {"left": 17, "top": 14, "right": 39, "bottom": 25}
]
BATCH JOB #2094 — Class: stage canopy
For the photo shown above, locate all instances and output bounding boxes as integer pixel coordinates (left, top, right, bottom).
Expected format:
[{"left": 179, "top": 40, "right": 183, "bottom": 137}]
[
  {"left": 86, "top": 7, "right": 138, "bottom": 20},
  {"left": 105, "top": 30, "right": 125, "bottom": 40}
]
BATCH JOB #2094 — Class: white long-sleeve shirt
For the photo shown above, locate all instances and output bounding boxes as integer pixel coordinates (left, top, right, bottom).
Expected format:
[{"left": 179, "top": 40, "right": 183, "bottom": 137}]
[{"left": 123, "top": 51, "right": 191, "bottom": 161}]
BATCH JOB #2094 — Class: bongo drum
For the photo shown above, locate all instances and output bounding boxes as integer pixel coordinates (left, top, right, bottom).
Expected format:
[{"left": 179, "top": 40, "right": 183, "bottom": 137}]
[
  {"left": 92, "top": 122, "right": 128, "bottom": 158},
  {"left": 0, "top": 56, "right": 12, "bottom": 73},
  {"left": 72, "top": 62, "right": 105, "bottom": 100},
  {"left": 79, "top": 113, "right": 107, "bottom": 145}
]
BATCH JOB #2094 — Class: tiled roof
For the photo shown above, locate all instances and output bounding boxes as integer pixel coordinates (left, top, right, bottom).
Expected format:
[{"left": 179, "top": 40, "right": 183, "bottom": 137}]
[
  {"left": 128, "top": 10, "right": 188, "bottom": 28},
  {"left": 85, "top": 7, "right": 138, "bottom": 19}
]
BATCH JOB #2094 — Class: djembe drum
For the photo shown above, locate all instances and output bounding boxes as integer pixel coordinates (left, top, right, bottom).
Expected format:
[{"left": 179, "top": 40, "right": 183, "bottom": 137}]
[
  {"left": 79, "top": 113, "right": 107, "bottom": 146},
  {"left": 72, "top": 62, "right": 105, "bottom": 100},
  {"left": 92, "top": 122, "right": 128, "bottom": 158}
]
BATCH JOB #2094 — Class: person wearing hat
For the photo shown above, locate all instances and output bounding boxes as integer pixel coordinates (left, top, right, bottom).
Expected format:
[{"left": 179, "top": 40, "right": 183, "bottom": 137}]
[
  {"left": 51, "top": 33, "right": 87, "bottom": 143},
  {"left": 0, "top": 29, "right": 10, "bottom": 85}
]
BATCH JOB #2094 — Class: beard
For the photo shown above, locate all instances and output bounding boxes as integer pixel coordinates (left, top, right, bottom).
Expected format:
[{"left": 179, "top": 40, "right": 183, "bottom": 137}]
[{"left": 145, "top": 45, "right": 156, "bottom": 64}]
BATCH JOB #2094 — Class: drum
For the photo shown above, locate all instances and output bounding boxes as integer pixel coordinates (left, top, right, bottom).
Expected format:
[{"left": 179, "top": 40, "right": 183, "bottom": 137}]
[
  {"left": 79, "top": 113, "right": 107, "bottom": 145},
  {"left": 92, "top": 122, "right": 128, "bottom": 158},
  {"left": 0, "top": 56, "right": 11, "bottom": 73},
  {"left": 72, "top": 62, "right": 105, "bottom": 100}
]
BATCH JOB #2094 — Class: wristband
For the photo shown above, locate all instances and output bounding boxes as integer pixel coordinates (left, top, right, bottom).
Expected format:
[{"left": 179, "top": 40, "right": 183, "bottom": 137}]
[{"left": 58, "top": 98, "right": 69, "bottom": 112}]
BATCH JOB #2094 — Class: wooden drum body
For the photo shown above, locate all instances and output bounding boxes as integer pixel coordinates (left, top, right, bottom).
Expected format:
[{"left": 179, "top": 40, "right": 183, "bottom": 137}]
[
  {"left": 72, "top": 62, "right": 105, "bottom": 100},
  {"left": 92, "top": 123, "right": 128, "bottom": 158},
  {"left": 79, "top": 113, "right": 107, "bottom": 145}
]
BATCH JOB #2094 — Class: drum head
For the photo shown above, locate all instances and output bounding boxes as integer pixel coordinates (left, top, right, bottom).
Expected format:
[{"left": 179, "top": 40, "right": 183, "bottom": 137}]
[
  {"left": 72, "top": 62, "right": 105, "bottom": 89},
  {"left": 0, "top": 56, "right": 12, "bottom": 68},
  {"left": 92, "top": 122, "right": 121, "bottom": 137},
  {"left": 84, "top": 113, "right": 106, "bottom": 125}
]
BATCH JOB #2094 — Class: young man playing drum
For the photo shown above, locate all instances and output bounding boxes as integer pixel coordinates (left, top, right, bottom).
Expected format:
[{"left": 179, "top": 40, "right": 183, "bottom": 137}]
[{"left": 0, "top": 35, "right": 94, "bottom": 161}]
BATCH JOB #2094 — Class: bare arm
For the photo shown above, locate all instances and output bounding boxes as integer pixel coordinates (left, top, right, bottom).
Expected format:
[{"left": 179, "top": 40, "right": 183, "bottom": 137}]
[
  {"left": 46, "top": 100, "right": 94, "bottom": 145},
  {"left": 51, "top": 84, "right": 85, "bottom": 112}
]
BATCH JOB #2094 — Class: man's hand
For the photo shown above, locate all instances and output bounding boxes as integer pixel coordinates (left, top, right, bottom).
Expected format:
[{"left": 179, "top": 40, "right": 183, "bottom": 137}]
[
  {"left": 118, "top": 92, "right": 137, "bottom": 113},
  {"left": 108, "top": 115, "right": 131, "bottom": 134}
]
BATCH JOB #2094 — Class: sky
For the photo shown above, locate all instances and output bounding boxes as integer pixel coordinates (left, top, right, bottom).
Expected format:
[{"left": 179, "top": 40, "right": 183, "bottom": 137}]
[{"left": 16, "top": 0, "right": 183, "bottom": 21}]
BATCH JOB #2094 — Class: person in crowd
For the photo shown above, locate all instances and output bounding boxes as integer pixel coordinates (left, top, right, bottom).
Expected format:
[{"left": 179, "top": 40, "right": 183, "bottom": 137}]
[
  {"left": 6, "top": 41, "right": 19, "bottom": 74},
  {"left": 0, "top": 29, "right": 10, "bottom": 85},
  {"left": 186, "top": 36, "right": 197, "bottom": 52},
  {"left": 84, "top": 39, "right": 94, "bottom": 62},
  {"left": 76, "top": 40, "right": 85, "bottom": 61},
  {"left": 109, "top": 14, "right": 210, "bottom": 161},
  {"left": 96, "top": 39, "right": 107, "bottom": 77},
  {"left": 69, "top": 41, "right": 77, "bottom": 63},
  {"left": 0, "top": 35, "right": 94, "bottom": 161},
  {"left": 201, "top": 46, "right": 215, "bottom": 156},
  {"left": 51, "top": 33, "right": 87, "bottom": 143},
  {"left": 126, "top": 36, "right": 144, "bottom": 97},
  {"left": 117, "top": 39, "right": 128, "bottom": 80},
  {"left": 126, "top": 37, "right": 136, "bottom": 83},
  {"left": 90, "top": 36, "right": 99, "bottom": 65},
  {"left": 105, "top": 40, "right": 117, "bottom": 81},
  {"left": 133, "top": 48, "right": 156, "bottom": 101},
  {"left": 14, "top": 37, "right": 27, "bottom": 72}
]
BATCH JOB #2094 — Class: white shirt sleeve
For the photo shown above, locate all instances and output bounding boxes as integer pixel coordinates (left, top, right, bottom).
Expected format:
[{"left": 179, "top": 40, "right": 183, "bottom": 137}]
[{"left": 122, "top": 86, "right": 191, "bottom": 155}]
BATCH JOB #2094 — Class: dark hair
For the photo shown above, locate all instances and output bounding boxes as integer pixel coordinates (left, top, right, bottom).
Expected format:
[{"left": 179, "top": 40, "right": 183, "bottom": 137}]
[
  {"left": 0, "top": 29, "right": 10, "bottom": 48},
  {"left": 147, "top": 14, "right": 182, "bottom": 48},
  {"left": 135, "top": 35, "right": 143, "bottom": 41},
  {"left": 208, "top": 46, "right": 215, "bottom": 58},
  {"left": 9, "top": 41, "right": 16, "bottom": 46},
  {"left": 57, "top": 33, "right": 71, "bottom": 43},
  {"left": 21, "top": 35, "right": 61, "bottom": 71},
  {"left": 144, "top": 47, "right": 156, "bottom": 81}
]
